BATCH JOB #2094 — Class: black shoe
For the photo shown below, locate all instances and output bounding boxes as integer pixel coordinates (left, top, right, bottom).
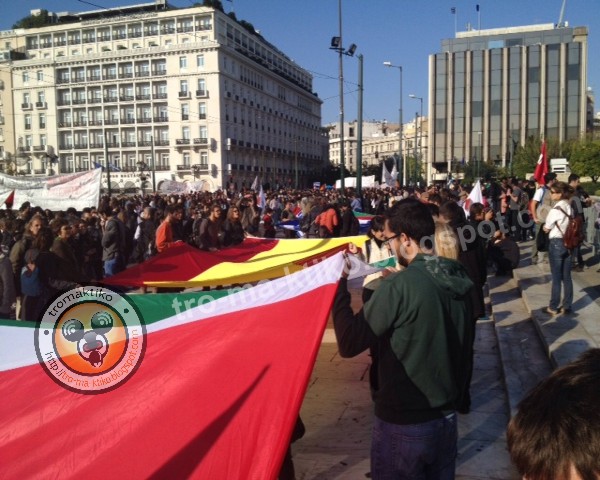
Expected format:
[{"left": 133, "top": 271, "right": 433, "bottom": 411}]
[
  {"left": 561, "top": 308, "right": 573, "bottom": 315},
  {"left": 573, "top": 265, "right": 584, "bottom": 272}
]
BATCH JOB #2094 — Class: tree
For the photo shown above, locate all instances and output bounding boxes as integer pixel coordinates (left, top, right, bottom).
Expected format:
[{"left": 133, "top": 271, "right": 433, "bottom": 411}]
[
  {"left": 12, "top": 10, "right": 51, "bottom": 29},
  {"left": 569, "top": 139, "right": 600, "bottom": 182}
]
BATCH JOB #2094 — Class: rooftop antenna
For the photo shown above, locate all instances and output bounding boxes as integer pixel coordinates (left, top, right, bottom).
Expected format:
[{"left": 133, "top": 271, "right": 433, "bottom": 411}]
[{"left": 557, "top": 0, "right": 567, "bottom": 27}]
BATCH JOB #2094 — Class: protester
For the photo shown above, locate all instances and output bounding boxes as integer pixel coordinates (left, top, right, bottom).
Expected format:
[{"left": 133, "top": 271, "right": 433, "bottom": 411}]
[
  {"left": 332, "top": 198, "right": 473, "bottom": 478},
  {"left": 222, "top": 205, "right": 246, "bottom": 247},
  {"left": 507, "top": 348, "right": 600, "bottom": 480},
  {"left": 543, "top": 181, "right": 574, "bottom": 315},
  {"left": 197, "top": 203, "right": 223, "bottom": 251},
  {"left": 568, "top": 173, "right": 591, "bottom": 272},
  {"left": 51, "top": 219, "right": 83, "bottom": 283},
  {"left": 0, "top": 244, "right": 16, "bottom": 319},
  {"left": 530, "top": 172, "right": 557, "bottom": 264},
  {"left": 100, "top": 206, "right": 127, "bottom": 277},
  {"left": 155, "top": 204, "right": 184, "bottom": 254},
  {"left": 280, "top": 200, "right": 297, "bottom": 239},
  {"left": 132, "top": 207, "right": 157, "bottom": 263},
  {"left": 314, "top": 203, "right": 338, "bottom": 238}
]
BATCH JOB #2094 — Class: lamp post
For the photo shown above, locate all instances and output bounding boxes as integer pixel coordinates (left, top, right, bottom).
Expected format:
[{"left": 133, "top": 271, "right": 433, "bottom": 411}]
[
  {"left": 477, "top": 131, "right": 483, "bottom": 180},
  {"left": 409, "top": 94, "right": 423, "bottom": 185},
  {"left": 330, "top": 0, "right": 356, "bottom": 193},
  {"left": 383, "top": 61, "right": 403, "bottom": 186}
]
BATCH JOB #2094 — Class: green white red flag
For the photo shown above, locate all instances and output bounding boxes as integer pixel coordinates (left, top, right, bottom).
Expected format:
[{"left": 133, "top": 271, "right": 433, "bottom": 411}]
[{"left": 0, "top": 254, "right": 346, "bottom": 479}]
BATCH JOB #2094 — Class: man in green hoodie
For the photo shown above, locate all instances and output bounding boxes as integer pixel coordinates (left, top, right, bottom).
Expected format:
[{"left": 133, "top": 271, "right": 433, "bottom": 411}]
[{"left": 332, "top": 198, "right": 474, "bottom": 479}]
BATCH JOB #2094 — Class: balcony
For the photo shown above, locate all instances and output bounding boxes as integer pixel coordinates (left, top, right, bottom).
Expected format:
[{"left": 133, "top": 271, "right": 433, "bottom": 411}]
[
  {"left": 138, "top": 117, "right": 152, "bottom": 124},
  {"left": 106, "top": 142, "right": 119, "bottom": 148},
  {"left": 154, "top": 116, "right": 168, "bottom": 122},
  {"left": 40, "top": 42, "right": 52, "bottom": 49},
  {"left": 58, "top": 121, "right": 72, "bottom": 128},
  {"left": 21, "top": 103, "right": 33, "bottom": 110},
  {"left": 114, "top": 32, "right": 127, "bottom": 39},
  {"left": 88, "top": 97, "right": 103, "bottom": 104},
  {"left": 56, "top": 77, "right": 70, "bottom": 85},
  {"left": 155, "top": 164, "right": 170, "bottom": 171},
  {"left": 98, "top": 36, "right": 111, "bottom": 42},
  {"left": 104, "top": 119, "right": 119, "bottom": 125},
  {"left": 88, "top": 75, "right": 101, "bottom": 81},
  {"left": 33, "top": 145, "right": 45, "bottom": 151},
  {"left": 119, "top": 95, "right": 135, "bottom": 102},
  {"left": 89, "top": 143, "right": 103, "bottom": 149},
  {"left": 193, "top": 138, "right": 208, "bottom": 145},
  {"left": 152, "top": 69, "right": 167, "bottom": 76},
  {"left": 89, "top": 120, "right": 103, "bottom": 126},
  {"left": 121, "top": 118, "right": 136, "bottom": 124},
  {"left": 138, "top": 140, "right": 153, "bottom": 147},
  {"left": 136, "top": 94, "right": 152, "bottom": 101},
  {"left": 121, "top": 142, "right": 136, "bottom": 148},
  {"left": 104, "top": 74, "right": 117, "bottom": 80},
  {"left": 68, "top": 39, "right": 81, "bottom": 45},
  {"left": 73, "top": 144, "right": 89, "bottom": 150},
  {"left": 199, "top": 113, "right": 206, "bottom": 119},
  {"left": 155, "top": 139, "right": 169, "bottom": 146},
  {"left": 72, "top": 76, "right": 86, "bottom": 83},
  {"left": 59, "top": 144, "right": 74, "bottom": 150},
  {"left": 153, "top": 93, "right": 167, "bottom": 99},
  {"left": 129, "top": 31, "right": 143, "bottom": 38},
  {"left": 136, "top": 71, "right": 150, "bottom": 78},
  {"left": 181, "top": 114, "right": 189, "bottom": 121},
  {"left": 161, "top": 27, "right": 175, "bottom": 34},
  {"left": 57, "top": 99, "right": 71, "bottom": 106},
  {"left": 175, "top": 138, "right": 190, "bottom": 145},
  {"left": 36, "top": 101, "right": 48, "bottom": 109},
  {"left": 34, "top": 168, "right": 46, "bottom": 174},
  {"left": 195, "top": 89, "right": 208, "bottom": 98},
  {"left": 72, "top": 99, "right": 87, "bottom": 105},
  {"left": 177, "top": 26, "right": 194, "bottom": 33},
  {"left": 178, "top": 91, "right": 190, "bottom": 99},
  {"left": 119, "top": 73, "right": 134, "bottom": 79},
  {"left": 193, "top": 164, "right": 209, "bottom": 173},
  {"left": 104, "top": 96, "right": 118, "bottom": 103},
  {"left": 55, "top": 40, "right": 67, "bottom": 46},
  {"left": 177, "top": 164, "right": 191, "bottom": 171},
  {"left": 73, "top": 121, "right": 88, "bottom": 127}
]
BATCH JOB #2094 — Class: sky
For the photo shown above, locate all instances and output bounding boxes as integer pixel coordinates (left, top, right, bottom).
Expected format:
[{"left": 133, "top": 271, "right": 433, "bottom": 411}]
[{"left": 2, "top": 0, "right": 599, "bottom": 126}]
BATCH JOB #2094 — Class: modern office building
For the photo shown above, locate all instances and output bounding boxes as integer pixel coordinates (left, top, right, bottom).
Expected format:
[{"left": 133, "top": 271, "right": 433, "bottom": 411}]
[
  {"left": 0, "top": 0, "right": 325, "bottom": 192},
  {"left": 428, "top": 23, "right": 589, "bottom": 182}
]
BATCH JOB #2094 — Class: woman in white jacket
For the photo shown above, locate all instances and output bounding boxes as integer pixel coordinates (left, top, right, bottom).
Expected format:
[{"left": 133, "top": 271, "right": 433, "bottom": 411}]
[{"left": 543, "top": 182, "right": 575, "bottom": 315}]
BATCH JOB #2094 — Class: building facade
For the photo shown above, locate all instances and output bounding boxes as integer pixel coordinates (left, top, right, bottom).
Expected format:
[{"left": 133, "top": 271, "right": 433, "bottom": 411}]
[
  {"left": 429, "top": 23, "right": 589, "bottom": 181},
  {"left": 0, "top": 0, "right": 325, "bottom": 192}
]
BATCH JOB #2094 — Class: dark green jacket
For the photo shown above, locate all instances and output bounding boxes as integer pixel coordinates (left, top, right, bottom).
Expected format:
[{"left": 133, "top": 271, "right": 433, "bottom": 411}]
[{"left": 333, "top": 254, "right": 473, "bottom": 424}]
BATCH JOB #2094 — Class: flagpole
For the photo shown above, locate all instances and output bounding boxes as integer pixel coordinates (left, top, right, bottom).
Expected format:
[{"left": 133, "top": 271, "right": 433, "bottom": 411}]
[
  {"left": 104, "top": 131, "right": 111, "bottom": 198},
  {"left": 477, "top": 4, "right": 481, "bottom": 30}
]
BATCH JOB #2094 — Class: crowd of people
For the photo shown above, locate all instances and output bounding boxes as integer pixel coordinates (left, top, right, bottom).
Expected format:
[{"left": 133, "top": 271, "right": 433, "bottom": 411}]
[{"left": 0, "top": 173, "right": 599, "bottom": 479}]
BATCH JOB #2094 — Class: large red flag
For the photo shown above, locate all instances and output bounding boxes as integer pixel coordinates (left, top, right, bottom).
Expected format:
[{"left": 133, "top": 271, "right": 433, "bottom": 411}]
[
  {"left": 533, "top": 141, "right": 548, "bottom": 185},
  {"left": 0, "top": 254, "right": 345, "bottom": 479}
]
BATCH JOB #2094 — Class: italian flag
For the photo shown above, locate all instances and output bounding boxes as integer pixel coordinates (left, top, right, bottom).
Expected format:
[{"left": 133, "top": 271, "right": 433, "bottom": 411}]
[{"left": 0, "top": 254, "right": 346, "bottom": 479}]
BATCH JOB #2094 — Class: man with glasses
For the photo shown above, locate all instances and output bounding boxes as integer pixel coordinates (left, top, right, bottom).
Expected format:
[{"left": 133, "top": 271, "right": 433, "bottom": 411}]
[{"left": 332, "top": 198, "right": 474, "bottom": 479}]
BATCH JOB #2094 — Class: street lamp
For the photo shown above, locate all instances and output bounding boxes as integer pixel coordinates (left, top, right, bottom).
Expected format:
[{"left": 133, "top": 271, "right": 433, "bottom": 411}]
[
  {"left": 477, "top": 131, "right": 483, "bottom": 179},
  {"left": 330, "top": 0, "right": 356, "bottom": 192},
  {"left": 383, "top": 61, "right": 403, "bottom": 186},
  {"left": 409, "top": 94, "right": 423, "bottom": 185}
]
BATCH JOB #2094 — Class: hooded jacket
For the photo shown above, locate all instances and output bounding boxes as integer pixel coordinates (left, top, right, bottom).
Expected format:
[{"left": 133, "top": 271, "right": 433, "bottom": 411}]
[{"left": 333, "top": 254, "right": 474, "bottom": 424}]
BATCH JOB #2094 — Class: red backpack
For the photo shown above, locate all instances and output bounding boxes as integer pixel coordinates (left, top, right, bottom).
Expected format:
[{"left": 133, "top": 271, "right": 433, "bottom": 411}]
[{"left": 555, "top": 207, "right": 584, "bottom": 249}]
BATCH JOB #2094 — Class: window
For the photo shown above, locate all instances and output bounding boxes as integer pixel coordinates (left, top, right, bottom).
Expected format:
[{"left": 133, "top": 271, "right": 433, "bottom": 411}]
[
  {"left": 182, "top": 126, "right": 190, "bottom": 139},
  {"left": 38, "top": 91, "right": 45, "bottom": 103},
  {"left": 23, "top": 72, "right": 29, "bottom": 83},
  {"left": 37, "top": 70, "right": 43, "bottom": 82},
  {"left": 196, "top": 54, "right": 204, "bottom": 68},
  {"left": 39, "top": 113, "right": 46, "bottom": 129},
  {"left": 25, "top": 114, "right": 32, "bottom": 130},
  {"left": 25, "top": 135, "right": 33, "bottom": 147},
  {"left": 23, "top": 93, "right": 31, "bottom": 104},
  {"left": 197, "top": 78, "right": 206, "bottom": 93},
  {"left": 200, "top": 151, "right": 208, "bottom": 166},
  {"left": 40, "top": 134, "right": 47, "bottom": 147},
  {"left": 199, "top": 125, "right": 207, "bottom": 139},
  {"left": 182, "top": 103, "right": 189, "bottom": 120},
  {"left": 183, "top": 152, "right": 190, "bottom": 166},
  {"left": 179, "top": 56, "right": 187, "bottom": 69},
  {"left": 180, "top": 80, "right": 188, "bottom": 94},
  {"left": 199, "top": 102, "right": 206, "bottom": 119}
]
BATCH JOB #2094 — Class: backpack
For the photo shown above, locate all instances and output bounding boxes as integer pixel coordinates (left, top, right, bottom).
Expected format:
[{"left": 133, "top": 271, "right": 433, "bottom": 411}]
[
  {"left": 518, "top": 191, "right": 529, "bottom": 211},
  {"left": 555, "top": 206, "right": 584, "bottom": 250}
]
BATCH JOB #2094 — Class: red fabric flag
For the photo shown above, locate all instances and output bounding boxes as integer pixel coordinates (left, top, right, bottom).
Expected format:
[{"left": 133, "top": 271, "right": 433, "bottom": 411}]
[
  {"left": 533, "top": 141, "right": 548, "bottom": 185},
  {"left": 2, "top": 190, "right": 15, "bottom": 209},
  {"left": 0, "top": 254, "right": 346, "bottom": 479}
]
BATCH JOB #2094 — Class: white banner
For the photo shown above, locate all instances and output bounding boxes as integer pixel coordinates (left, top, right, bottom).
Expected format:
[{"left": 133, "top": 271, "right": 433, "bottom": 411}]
[
  {"left": 158, "top": 180, "right": 209, "bottom": 194},
  {"left": 335, "top": 176, "right": 376, "bottom": 189},
  {"left": 0, "top": 169, "right": 101, "bottom": 211}
]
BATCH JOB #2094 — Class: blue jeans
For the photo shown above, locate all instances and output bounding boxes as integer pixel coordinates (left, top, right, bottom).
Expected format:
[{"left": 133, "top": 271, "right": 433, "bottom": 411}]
[
  {"left": 371, "top": 414, "right": 457, "bottom": 480},
  {"left": 548, "top": 238, "right": 573, "bottom": 311},
  {"left": 103, "top": 255, "right": 123, "bottom": 278}
]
